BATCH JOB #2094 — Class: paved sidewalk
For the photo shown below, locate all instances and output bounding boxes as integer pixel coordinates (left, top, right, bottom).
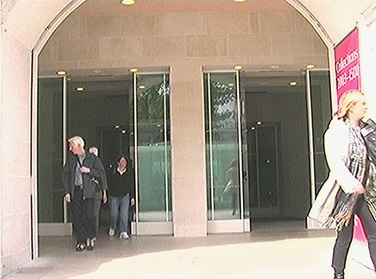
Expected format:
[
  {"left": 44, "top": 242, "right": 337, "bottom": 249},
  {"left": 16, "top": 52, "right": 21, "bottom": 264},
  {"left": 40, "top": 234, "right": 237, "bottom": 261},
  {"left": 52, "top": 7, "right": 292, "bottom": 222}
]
[{"left": 3, "top": 229, "right": 375, "bottom": 279}]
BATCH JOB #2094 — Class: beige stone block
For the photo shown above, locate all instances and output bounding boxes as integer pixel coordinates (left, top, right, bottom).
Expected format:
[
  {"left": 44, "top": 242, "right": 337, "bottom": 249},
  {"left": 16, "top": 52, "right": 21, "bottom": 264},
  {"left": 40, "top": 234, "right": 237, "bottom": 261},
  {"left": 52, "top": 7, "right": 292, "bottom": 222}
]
[
  {"left": 57, "top": 38, "right": 99, "bottom": 61},
  {"left": 250, "top": 55, "right": 293, "bottom": 65},
  {"left": 1, "top": 213, "right": 30, "bottom": 257},
  {"left": 229, "top": 34, "right": 271, "bottom": 56},
  {"left": 172, "top": 152, "right": 206, "bottom": 178},
  {"left": 207, "top": 12, "right": 249, "bottom": 35},
  {"left": 77, "top": 60, "right": 125, "bottom": 71},
  {"left": 38, "top": 61, "right": 80, "bottom": 76},
  {"left": 291, "top": 13, "right": 315, "bottom": 34},
  {"left": 1, "top": 178, "right": 12, "bottom": 216},
  {"left": 0, "top": 99, "right": 29, "bottom": 144},
  {"left": 1, "top": 99, "right": 17, "bottom": 141},
  {"left": 1, "top": 1, "right": 17, "bottom": 24},
  {"left": 144, "top": 36, "right": 185, "bottom": 58},
  {"left": 51, "top": 16, "right": 85, "bottom": 39},
  {"left": 3, "top": 69, "right": 30, "bottom": 108},
  {"left": 293, "top": 55, "right": 329, "bottom": 69},
  {"left": 39, "top": 40, "right": 59, "bottom": 63},
  {"left": 249, "top": 12, "right": 260, "bottom": 34},
  {"left": 18, "top": 107, "right": 31, "bottom": 144},
  {"left": 171, "top": 81, "right": 203, "bottom": 103},
  {"left": 171, "top": 120, "right": 204, "bottom": 145},
  {"left": 170, "top": 62, "right": 202, "bottom": 82},
  {"left": 1, "top": 139, "right": 29, "bottom": 176},
  {"left": 172, "top": 177, "right": 206, "bottom": 201},
  {"left": 173, "top": 200, "right": 207, "bottom": 220},
  {"left": 2, "top": 1, "right": 66, "bottom": 49},
  {"left": 85, "top": 15, "right": 122, "bottom": 38},
  {"left": 2, "top": 32, "right": 31, "bottom": 72},
  {"left": 12, "top": 177, "right": 31, "bottom": 214},
  {"left": 173, "top": 201, "right": 207, "bottom": 233},
  {"left": 99, "top": 37, "right": 143, "bottom": 61},
  {"left": 259, "top": 10, "right": 292, "bottom": 33},
  {"left": 313, "top": 35, "right": 328, "bottom": 55},
  {"left": 171, "top": 105, "right": 204, "bottom": 128},
  {"left": 121, "top": 14, "right": 156, "bottom": 36},
  {"left": 174, "top": 224, "right": 207, "bottom": 237},
  {"left": 271, "top": 33, "right": 313, "bottom": 56},
  {"left": 186, "top": 35, "right": 227, "bottom": 57},
  {"left": 156, "top": 12, "right": 207, "bottom": 36},
  {"left": 0, "top": 247, "right": 31, "bottom": 277}
]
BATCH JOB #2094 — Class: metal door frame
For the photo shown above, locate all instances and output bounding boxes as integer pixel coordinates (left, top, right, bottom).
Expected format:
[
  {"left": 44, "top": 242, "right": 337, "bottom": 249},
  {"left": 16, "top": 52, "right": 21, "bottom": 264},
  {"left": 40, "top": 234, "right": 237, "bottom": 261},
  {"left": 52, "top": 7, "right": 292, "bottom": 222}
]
[
  {"left": 36, "top": 76, "right": 72, "bottom": 236},
  {"left": 305, "top": 68, "right": 331, "bottom": 229},
  {"left": 132, "top": 72, "right": 173, "bottom": 235},
  {"left": 204, "top": 70, "right": 249, "bottom": 233}
]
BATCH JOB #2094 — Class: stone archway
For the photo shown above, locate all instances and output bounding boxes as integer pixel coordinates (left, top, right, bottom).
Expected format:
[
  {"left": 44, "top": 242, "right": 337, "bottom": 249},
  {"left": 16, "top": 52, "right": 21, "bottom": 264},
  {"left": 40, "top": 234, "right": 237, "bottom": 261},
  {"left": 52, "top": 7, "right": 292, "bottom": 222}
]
[{"left": 2, "top": 0, "right": 374, "bottom": 276}]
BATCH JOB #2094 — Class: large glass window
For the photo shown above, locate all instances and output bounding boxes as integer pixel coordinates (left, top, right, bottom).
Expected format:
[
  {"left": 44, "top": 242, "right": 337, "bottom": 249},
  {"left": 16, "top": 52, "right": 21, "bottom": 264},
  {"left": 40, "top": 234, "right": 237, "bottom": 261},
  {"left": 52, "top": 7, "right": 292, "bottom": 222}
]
[
  {"left": 204, "top": 72, "right": 242, "bottom": 220},
  {"left": 134, "top": 73, "right": 172, "bottom": 222},
  {"left": 37, "top": 77, "right": 64, "bottom": 223},
  {"left": 306, "top": 70, "right": 331, "bottom": 196}
]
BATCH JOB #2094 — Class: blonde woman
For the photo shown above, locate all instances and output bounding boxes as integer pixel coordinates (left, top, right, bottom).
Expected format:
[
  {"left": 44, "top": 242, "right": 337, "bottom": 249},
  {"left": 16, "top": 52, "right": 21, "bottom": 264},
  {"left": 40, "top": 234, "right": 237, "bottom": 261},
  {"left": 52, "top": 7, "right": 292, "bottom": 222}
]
[{"left": 309, "top": 90, "right": 376, "bottom": 279}]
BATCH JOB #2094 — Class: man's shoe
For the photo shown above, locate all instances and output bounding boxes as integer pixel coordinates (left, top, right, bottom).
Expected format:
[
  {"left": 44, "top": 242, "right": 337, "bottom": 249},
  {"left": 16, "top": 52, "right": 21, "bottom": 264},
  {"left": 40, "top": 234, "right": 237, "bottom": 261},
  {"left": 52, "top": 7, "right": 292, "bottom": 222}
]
[
  {"left": 108, "top": 227, "right": 115, "bottom": 237},
  {"left": 86, "top": 238, "right": 94, "bottom": 251},
  {"left": 334, "top": 273, "right": 344, "bottom": 279},
  {"left": 119, "top": 232, "right": 130, "bottom": 239},
  {"left": 75, "top": 243, "right": 85, "bottom": 252}
]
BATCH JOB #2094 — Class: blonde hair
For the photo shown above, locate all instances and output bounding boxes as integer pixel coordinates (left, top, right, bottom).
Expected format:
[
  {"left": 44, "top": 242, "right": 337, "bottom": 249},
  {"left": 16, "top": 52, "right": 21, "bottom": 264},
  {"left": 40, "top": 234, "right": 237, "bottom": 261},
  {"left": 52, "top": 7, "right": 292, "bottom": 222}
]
[
  {"left": 68, "top": 136, "right": 85, "bottom": 148},
  {"left": 335, "top": 90, "right": 365, "bottom": 119}
]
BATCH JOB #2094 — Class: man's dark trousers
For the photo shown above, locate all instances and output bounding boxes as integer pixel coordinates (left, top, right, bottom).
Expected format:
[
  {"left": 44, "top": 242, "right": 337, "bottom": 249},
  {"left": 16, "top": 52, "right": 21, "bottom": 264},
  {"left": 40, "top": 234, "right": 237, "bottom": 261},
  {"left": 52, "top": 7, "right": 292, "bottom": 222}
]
[{"left": 72, "top": 186, "right": 96, "bottom": 245}]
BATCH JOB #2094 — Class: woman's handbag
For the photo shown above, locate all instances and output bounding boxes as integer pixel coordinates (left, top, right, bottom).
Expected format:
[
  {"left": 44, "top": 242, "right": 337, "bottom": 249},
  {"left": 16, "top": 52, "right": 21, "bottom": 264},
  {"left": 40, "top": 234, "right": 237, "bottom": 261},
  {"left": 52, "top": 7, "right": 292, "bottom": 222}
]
[
  {"left": 324, "top": 189, "right": 359, "bottom": 231},
  {"left": 223, "top": 179, "right": 238, "bottom": 195}
]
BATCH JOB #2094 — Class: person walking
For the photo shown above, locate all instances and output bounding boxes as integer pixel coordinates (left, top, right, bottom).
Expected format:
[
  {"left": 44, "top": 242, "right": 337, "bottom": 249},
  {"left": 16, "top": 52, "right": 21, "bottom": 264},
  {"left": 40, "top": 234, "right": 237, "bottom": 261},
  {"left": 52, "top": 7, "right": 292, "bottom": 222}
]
[
  {"left": 88, "top": 147, "right": 108, "bottom": 241},
  {"left": 62, "top": 136, "right": 106, "bottom": 251},
  {"left": 108, "top": 155, "right": 135, "bottom": 239},
  {"left": 309, "top": 90, "right": 376, "bottom": 279}
]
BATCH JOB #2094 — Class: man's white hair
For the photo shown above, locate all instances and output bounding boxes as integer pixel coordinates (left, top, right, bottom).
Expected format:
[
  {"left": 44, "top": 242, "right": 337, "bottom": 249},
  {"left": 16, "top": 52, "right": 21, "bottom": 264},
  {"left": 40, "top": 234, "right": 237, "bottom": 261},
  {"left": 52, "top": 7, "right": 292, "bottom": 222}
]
[{"left": 68, "top": 136, "right": 85, "bottom": 148}]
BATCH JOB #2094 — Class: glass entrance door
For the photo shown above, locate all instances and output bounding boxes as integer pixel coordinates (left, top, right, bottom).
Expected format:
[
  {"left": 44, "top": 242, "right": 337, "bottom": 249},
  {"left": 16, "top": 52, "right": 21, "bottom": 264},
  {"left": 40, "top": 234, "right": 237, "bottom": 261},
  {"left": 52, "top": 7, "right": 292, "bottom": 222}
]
[
  {"left": 204, "top": 71, "right": 247, "bottom": 233},
  {"left": 133, "top": 73, "right": 172, "bottom": 235},
  {"left": 37, "top": 76, "right": 72, "bottom": 235},
  {"left": 247, "top": 123, "right": 281, "bottom": 218},
  {"left": 305, "top": 69, "right": 332, "bottom": 228}
]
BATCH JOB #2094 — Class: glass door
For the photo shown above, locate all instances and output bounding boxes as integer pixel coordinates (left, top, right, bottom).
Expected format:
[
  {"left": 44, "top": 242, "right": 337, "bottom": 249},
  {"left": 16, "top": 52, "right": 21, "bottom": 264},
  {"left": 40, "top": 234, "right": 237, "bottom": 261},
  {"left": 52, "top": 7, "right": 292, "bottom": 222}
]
[
  {"left": 204, "top": 71, "right": 246, "bottom": 233},
  {"left": 247, "top": 122, "right": 281, "bottom": 218},
  {"left": 305, "top": 69, "right": 332, "bottom": 228},
  {"left": 37, "top": 77, "right": 72, "bottom": 235},
  {"left": 133, "top": 73, "right": 172, "bottom": 235}
]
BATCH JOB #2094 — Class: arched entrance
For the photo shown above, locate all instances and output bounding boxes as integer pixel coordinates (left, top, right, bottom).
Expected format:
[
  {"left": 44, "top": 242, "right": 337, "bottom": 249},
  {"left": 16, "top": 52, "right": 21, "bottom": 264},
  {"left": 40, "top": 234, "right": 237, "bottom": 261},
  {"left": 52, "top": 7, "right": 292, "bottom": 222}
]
[
  {"left": 35, "top": 0, "right": 329, "bottom": 238},
  {"left": 4, "top": 0, "right": 374, "bottom": 275}
]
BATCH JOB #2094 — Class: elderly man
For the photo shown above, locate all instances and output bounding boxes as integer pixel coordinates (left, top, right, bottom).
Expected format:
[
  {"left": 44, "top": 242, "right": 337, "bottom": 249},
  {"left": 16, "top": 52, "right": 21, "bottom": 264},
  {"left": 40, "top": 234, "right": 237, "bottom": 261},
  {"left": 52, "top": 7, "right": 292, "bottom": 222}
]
[{"left": 62, "top": 136, "right": 106, "bottom": 252}]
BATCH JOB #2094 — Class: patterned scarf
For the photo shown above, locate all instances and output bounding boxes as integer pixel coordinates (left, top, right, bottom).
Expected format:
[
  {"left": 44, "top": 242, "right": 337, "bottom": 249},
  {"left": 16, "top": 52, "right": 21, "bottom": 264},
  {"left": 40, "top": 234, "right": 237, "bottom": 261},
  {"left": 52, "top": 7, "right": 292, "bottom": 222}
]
[
  {"left": 347, "top": 121, "right": 368, "bottom": 186},
  {"left": 324, "top": 119, "right": 369, "bottom": 230}
]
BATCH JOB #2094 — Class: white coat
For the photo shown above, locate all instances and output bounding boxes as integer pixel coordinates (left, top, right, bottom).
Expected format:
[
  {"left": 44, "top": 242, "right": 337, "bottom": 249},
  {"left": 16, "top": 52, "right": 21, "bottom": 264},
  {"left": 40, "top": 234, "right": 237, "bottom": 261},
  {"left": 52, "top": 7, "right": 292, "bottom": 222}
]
[{"left": 308, "top": 118, "right": 363, "bottom": 225}]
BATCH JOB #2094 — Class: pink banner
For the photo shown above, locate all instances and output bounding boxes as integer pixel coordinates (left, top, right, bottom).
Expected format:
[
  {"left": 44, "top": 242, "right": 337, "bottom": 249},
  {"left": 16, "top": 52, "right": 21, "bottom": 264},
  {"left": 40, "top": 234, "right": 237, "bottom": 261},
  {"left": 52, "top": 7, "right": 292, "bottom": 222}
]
[
  {"left": 334, "top": 28, "right": 361, "bottom": 102},
  {"left": 335, "top": 28, "right": 366, "bottom": 243}
]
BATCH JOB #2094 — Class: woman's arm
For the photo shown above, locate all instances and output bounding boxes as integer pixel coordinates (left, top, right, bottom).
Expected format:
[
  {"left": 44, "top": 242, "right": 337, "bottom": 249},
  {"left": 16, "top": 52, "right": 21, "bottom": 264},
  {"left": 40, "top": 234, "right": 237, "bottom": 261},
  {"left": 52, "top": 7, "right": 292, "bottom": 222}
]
[{"left": 324, "top": 120, "right": 363, "bottom": 194}]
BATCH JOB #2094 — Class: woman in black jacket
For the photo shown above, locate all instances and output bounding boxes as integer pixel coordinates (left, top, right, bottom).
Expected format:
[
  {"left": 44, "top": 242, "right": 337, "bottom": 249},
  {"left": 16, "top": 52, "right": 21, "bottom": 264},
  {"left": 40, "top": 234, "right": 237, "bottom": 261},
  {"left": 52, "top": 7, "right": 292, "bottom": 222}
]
[{"left": 107, "top": 156, "right": 135, "bottom": 239}]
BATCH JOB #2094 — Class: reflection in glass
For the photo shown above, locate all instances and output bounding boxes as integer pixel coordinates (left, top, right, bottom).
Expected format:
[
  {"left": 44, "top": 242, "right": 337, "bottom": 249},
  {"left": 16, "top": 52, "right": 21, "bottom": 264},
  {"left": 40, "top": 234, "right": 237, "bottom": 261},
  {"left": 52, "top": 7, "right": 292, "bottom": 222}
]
[
  {"left": 204, "top": 72, "right": 241, "bottom": 220},
  {"left": 135, "top": 74, "right": 171, "bottom": 222}
]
